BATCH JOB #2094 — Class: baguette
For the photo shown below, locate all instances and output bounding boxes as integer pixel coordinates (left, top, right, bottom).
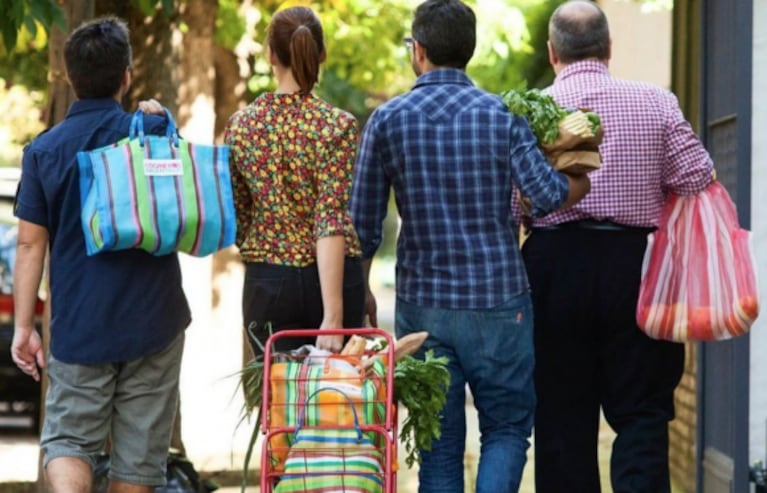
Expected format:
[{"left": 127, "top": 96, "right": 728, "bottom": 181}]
[
  {"left": 340, "top": 335, "right": 368, "bottom": 356},
  {"left": 363, "top": 331, "right": 430, "bottom": 372}
]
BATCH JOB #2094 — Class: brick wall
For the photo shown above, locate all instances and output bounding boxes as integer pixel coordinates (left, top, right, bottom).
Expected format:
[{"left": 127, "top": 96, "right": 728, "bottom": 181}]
[{"left": 669, "top": 342, "right": 697, "bottom": 493}]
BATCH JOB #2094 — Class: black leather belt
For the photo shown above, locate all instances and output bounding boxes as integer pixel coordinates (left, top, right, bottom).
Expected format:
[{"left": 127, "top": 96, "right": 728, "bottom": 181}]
[{"left": 534, "top": 219, "right": 653, "bottom": 232}]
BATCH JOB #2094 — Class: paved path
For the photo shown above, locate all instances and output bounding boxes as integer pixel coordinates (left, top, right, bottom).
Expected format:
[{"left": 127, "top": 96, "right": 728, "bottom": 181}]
[{"left": 0, "top": 269, "right": 618, "bottom": 492}]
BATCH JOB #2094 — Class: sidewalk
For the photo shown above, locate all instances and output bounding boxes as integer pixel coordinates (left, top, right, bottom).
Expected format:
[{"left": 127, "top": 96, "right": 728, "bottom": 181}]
[{"left": 0, "top": 264, "right": 618, "bottom": 492}]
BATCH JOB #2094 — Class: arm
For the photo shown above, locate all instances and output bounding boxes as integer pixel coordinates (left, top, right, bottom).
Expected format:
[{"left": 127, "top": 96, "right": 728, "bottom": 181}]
[
  {"left": 349, "top": 111, "right": 390, "bottom": 329},
  {"left": 510, "top": 116, "right": 573, "bottom": 216},
  {"left": 315, "top": 235, "right": 346, "bottom": 351},
  {"left": 314, "top": 113, "right": 358, "bottom": 352},
  {"left": 224, "top": 118, "right": 255, "bottom": 248},
  {"left": 559, "top": 172, "right": 591, "bottom": 210},
  {"left": 661, "top": 91, "right": 715, "bottom": 194},
  {"left": 11, "top": 219, "right": 48, "bottom": 381},
  {"left": 361, "top": 258, "right": 377, "bottom": 328}
]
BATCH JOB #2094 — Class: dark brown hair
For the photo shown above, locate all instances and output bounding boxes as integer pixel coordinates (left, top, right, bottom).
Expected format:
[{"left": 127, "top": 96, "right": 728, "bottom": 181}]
[
  {"left": 64, "top": 16, "right": 132, "bottom": 99},
  {"left": 412, "top": 0, "right": 476, "bottom": 69},
  {"left": 267, "top": 6, "right": 327, "bottom": 94}
]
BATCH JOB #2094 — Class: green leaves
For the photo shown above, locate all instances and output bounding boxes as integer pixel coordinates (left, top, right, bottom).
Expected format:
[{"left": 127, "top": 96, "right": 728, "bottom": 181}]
[
  {"left": 501, "top": 88, "right": 568, "bottom": 144},
  {"left": 394, "top": 350, "right": 450, "bottom": 469},
  {"left": 0, "top": 0, "right": 65, "bottom": 53}
]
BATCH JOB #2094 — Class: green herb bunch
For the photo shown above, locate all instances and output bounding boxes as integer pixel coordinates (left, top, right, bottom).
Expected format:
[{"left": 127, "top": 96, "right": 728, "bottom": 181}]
[
  {"left": 237, "top": 323, "right": 269, "bottom": 493},
  {"left": 501, "top": 88, "right": 603, "bottom": 146},
  {"left": 394, "top": 350, "right": 450, "bottom": 468},
  {"left": 501, "top": 88, "right": 569, "bottom": 145}
]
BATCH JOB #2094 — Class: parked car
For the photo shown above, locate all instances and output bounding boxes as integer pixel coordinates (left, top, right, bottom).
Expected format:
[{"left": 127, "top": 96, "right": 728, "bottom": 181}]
[{"left": 0, "top": 167, "right": 43, "bottom": 431}]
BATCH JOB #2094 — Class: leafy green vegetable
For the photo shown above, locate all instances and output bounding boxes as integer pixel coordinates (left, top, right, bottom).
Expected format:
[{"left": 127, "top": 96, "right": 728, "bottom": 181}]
[
  {"left": 237, "top": 323, "right": 269, "bottom": 493},
  {"left": 586, "top": 112, "right": 602, "bottom": 133},
  {"left": 502, "top": 88, "right": 568, "bottom": 145},
  {"left": 394, "top": 350, "right": 451, "bottom": 469},
  {"left": 501, "top": 88, "right": 601, "bottom": 145}
]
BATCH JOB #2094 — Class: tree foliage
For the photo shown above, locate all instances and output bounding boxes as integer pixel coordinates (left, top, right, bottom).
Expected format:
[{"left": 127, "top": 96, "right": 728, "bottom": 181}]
[
  {"left": 0, "top": 0, "right": 65, "bottom": 52},
  {"left": 0, "top": 0, "right": 674, "bottom": 132}
]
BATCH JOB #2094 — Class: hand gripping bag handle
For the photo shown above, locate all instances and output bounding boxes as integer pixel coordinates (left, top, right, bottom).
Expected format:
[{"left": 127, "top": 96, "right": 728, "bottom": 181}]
[{"left": 129, "top": 107, "right": 179, "bottom": 148}]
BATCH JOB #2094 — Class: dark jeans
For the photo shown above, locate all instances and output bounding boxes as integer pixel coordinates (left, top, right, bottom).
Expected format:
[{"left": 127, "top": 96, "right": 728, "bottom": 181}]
[
  {"left": 522, "top": 226, "right": 684, "bottom": 493},
  {"left": 242, "top": 257, "right": 365, "bottom": 357}
]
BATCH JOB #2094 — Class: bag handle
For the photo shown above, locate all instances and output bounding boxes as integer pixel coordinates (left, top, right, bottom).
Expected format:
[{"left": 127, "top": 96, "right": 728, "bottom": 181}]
[
  {"left": 322, "top": 354, "right": 365, "bottom": 382},
  {"left": 130, "top": 107, "right": 179, "bottom": 148},
  {"left": 295, "top": 387, "right": 363, "bottom": 441}
]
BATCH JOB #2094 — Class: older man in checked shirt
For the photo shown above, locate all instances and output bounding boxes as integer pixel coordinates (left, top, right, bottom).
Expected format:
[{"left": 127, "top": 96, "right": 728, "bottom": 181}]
[
  {"left": 517, "top": 2, "right": 715, "bottom": 492},
  {"left": 350, "top": 1, "right": 590, "bottom": 492}
]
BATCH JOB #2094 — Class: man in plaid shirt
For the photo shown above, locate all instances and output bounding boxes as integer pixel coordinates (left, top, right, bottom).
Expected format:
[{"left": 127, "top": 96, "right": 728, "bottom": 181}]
[
  {"left": 518, "top": 2, "right": 715, "bottom": 492},
  {"left": 350, "top": 1, "right": 590, "bottom": 491}
]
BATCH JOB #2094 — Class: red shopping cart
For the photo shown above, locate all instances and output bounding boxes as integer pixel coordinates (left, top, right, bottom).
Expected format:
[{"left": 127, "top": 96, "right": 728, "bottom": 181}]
[{"left": 260, "top": 328, "right": 397, "bottom": 493}]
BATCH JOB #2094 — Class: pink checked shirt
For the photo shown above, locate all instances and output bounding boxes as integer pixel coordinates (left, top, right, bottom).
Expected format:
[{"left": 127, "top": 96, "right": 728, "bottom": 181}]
[{"left": 523, "top": 60, "right": 714, "bottom": 228}]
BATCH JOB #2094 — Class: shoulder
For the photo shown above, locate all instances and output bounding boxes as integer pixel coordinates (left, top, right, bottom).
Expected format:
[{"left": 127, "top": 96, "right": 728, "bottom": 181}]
[
  {"left": 365, "top": 85, "right": 453, "bottom": 122},
  {"left": 226, "top": 95, "right": 270, "bottom": 129},
  {"left": 610, "top": 76, "right": 673, "bottom": 97},
  {"left": 477, "top": 89, "right": 510, "bottom": 112},
  {"left": 28, "top": 110, "right": 81, "bottom": 147},
  {"left": 320, "top": 99, "right": 357, "bottom": 127},
  {"left": 609, "top": 78, "right": 683, "bottom": 118}
]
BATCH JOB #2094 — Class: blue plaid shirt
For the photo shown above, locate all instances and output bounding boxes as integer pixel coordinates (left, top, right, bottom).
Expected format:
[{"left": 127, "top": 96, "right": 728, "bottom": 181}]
[{"left": 350, "top": 69, "right": 569, "bottom": 309}]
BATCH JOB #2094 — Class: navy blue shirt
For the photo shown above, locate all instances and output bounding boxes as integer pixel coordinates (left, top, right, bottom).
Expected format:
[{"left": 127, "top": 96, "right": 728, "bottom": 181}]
[
  {"left": 16, "top": 99, "right": 191, "bottom": 364},
  {"left": 351, "top": 69, "right": 569, "bottom": 309}
]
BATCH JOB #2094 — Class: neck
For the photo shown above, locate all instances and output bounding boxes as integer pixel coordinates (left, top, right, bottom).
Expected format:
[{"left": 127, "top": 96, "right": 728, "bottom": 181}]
[
  {"left": 275, "top": 84, "right": 302, "bottom": 94},
  {"left": 273, "top": 65, "right": 302, "bottom": 94}
]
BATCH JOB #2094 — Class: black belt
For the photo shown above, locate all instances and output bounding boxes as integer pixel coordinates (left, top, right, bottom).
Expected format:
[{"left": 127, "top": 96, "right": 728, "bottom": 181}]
[{"left": 533, "top": 219, "right": 654, "bottom": 232}]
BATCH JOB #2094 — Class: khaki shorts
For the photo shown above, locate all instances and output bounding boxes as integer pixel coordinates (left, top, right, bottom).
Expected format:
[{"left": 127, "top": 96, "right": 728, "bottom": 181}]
[{"left": 41, "top": 332, "right": 185, "bottom": 486}]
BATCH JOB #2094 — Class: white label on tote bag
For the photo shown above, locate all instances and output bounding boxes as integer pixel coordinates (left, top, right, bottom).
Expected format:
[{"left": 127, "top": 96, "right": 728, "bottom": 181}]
[{"left": 144, "top": 158, "right": 183, "bottom": 176}]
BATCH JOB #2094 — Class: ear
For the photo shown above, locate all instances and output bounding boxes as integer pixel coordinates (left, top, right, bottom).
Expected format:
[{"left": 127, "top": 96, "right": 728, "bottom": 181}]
[
  {"left": 120, "top": 67, "right": 131, "bottom": 93},
  {"left": 605, "top": 38, "right": 612, "bottom": 62},
  {"left": 415, "top": 40, "right": 427, "bottom": 64},
  {"left": 547, "top": 40, "right": 558, "bottom": 67}
]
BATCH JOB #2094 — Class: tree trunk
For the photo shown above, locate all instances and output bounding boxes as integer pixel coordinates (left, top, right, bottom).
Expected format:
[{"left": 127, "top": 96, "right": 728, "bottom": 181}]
[
  {"left": 44, "top": 1, "right": 93, "bottom": 127},
  {"left": 177, "top": 0, "right": 217, "bottom": 134},
  {"left": 95, "top": 0, "right": 181, "bottom": 113},
  {"left": 213, "top": 43, "right": 246, "bottom": 142}
]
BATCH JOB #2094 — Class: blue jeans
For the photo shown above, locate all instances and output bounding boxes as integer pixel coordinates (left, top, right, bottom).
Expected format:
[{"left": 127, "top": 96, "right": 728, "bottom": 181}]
[{"left": 396, "top": 293, "right": 535, "bottom": 493}]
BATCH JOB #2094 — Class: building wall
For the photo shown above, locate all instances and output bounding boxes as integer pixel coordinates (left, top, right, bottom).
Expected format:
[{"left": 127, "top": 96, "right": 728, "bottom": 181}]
[
  {"left": 601, "top": 0, "right": 671, "bottom": 89},
  {"left": 750, "top": 0, "right": 767, "bottom": 468},
  {"left": 671, "top": 344, "right": 698, "bottom": 493}
]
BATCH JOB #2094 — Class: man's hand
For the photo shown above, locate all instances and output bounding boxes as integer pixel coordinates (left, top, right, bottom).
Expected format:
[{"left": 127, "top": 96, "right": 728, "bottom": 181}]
[
  {"left": 364, "top": 289, "right": 378, "bottom": 328},
  {"left": 517, "top": 190, "right": 533, "bottom": 216},
  {"left": 559, "top": 172, "right": 591, "bottom": 210},
  {"left": 11, "top": 326, "right": 44, "bottom": 382},
  {"left": 137, "top": 98, "right": 164, "bottom": 115}
]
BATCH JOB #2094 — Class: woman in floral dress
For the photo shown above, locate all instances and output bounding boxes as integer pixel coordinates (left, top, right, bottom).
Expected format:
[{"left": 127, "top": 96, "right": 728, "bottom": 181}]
[{"left": 224, "top": 6, "right": 364, "bottom": 356}]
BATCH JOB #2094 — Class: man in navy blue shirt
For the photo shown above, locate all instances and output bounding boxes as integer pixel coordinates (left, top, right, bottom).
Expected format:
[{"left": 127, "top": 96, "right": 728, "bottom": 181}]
[
  {"left": 350, "top": 1, "right": 590, "bottom": 491},
  {"left": 11, "top": 16, "right": 191, "bottom": 493}
]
